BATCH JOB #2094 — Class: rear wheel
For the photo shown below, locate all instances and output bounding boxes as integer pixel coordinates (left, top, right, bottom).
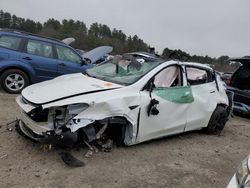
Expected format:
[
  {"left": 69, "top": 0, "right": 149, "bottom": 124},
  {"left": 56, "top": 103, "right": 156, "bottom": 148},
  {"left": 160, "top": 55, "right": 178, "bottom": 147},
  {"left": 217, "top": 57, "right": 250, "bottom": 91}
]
[
  {"left": 204, "top": 106, "right": 228, "bottom": 135},
  {"left": 0, "top": 69, "right": 29, "bottom": 94}
]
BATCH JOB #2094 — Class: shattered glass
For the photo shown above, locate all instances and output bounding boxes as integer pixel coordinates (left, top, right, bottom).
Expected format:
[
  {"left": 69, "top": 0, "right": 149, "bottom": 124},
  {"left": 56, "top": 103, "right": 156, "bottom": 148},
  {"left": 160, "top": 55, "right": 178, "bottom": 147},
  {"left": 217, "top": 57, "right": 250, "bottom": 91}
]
[
  {"left": 153, "top": 86, "right": 194, "bottom": 104},
  {"left": 87, "top": 55, "right": 163, "bottom": 85}
]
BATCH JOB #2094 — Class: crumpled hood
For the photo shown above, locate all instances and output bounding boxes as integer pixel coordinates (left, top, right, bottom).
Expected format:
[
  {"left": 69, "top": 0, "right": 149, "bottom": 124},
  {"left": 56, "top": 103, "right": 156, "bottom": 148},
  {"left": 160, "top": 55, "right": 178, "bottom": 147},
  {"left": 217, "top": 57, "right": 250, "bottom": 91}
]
[{"left": 22, "top": 73, "right": 123, "bottom": 105}]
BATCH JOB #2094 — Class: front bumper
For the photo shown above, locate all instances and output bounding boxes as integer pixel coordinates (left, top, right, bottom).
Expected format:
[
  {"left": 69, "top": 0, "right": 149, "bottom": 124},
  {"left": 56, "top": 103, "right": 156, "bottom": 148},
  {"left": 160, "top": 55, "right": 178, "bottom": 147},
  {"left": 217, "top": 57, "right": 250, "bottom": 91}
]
[
  {"left": 17, "top": 111, "right": 78, "bottom": 146},
  {"left": 17, "top": 110, "right": 56, "bottom": 143}
]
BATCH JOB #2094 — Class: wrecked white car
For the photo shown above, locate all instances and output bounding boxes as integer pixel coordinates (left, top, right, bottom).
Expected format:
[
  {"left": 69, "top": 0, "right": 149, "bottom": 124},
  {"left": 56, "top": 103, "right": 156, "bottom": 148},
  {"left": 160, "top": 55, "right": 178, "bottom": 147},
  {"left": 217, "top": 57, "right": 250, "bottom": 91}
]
[{"left": 16, "top": 55, "right": 230, "bottom": 147}]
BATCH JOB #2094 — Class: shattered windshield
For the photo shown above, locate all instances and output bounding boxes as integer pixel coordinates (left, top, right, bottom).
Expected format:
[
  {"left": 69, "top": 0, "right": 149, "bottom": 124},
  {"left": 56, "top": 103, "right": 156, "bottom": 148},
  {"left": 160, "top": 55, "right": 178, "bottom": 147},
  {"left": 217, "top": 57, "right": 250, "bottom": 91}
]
[{"left": 86, "top": 55, "right": 163, "bottom": 85}]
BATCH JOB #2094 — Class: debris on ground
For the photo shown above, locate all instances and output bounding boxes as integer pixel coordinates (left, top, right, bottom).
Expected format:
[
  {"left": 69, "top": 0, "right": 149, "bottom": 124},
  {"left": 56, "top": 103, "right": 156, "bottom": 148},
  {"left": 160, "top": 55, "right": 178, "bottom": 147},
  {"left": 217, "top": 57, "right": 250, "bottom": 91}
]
[
  {"left": 98, "top": 139, "right": 113, "bottom": 152},
  {"left": 0, "top": 153, "right": 7, "bottom": 159},
  {"left": 85, "top": 150, "right": 94, "bottom": 158},
  {"left": 59, "top": 152, "right": 85, "bottom": 167}
]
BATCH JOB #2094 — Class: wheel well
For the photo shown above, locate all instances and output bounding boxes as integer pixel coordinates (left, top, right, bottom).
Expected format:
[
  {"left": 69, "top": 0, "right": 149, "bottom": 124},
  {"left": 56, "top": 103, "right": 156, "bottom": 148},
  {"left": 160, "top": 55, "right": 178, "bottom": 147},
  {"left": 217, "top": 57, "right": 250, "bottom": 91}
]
[
  {"left": 217, "top": 103, "right": 228, "bottom": 108},
  {"left": 0, "top": 67, "right": 31, "bottom": 83},
  {"left": 86, "top": 116, "right": 132, "bottom": 146},
  {"left": 217, "top": 103, "right": 230, "bottom": 116}
]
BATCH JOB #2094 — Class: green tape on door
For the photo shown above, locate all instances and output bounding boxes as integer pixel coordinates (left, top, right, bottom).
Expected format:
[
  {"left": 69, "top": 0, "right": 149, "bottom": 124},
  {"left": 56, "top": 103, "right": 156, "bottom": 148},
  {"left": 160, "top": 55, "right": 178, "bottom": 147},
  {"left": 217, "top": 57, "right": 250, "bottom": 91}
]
[{"left": 153, "top": 86, "right": 194, "bottom": 104}]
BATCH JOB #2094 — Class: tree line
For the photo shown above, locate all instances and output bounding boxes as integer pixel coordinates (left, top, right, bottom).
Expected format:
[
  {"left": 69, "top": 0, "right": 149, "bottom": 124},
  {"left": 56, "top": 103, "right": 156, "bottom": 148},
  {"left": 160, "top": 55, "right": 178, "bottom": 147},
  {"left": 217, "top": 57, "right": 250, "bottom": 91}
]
[
  {"left": 0, "top": 10, "right": 149, "bottom": 53},
  {"left": 0, "top": 10, "right": 236, "bottom": 71}
]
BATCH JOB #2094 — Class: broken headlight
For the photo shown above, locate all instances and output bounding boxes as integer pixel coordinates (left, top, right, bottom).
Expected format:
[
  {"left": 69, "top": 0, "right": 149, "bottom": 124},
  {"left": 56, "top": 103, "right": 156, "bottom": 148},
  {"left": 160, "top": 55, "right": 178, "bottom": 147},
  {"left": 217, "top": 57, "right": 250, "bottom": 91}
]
[
  {"left": 48, "top": 103, "right": 89, "bottom": 130},
  {"left": 67, "top": 103, "right": 89, "bottom": 115},
  {"left": 236, "top": 156, "right": 250, "bottom": 188}
]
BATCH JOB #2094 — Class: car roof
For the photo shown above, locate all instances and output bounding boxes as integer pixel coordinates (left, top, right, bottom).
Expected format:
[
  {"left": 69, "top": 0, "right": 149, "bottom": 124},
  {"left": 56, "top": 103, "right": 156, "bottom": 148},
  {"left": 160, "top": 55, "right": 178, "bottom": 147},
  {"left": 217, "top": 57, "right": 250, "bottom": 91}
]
[
  {"left": 181, "top": 62, "right": 214, "bottom": 71},
  {"left": 0, "top": 29, "right": 66, "bottom": 46}
]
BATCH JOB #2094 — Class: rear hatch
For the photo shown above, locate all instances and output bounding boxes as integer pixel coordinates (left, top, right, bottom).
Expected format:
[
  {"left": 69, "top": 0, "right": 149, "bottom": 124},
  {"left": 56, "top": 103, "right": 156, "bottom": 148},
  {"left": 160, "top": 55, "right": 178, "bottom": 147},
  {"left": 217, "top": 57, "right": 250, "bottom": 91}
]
[{"left": 228, "top": 57, "right": 250, "bottom": 106}]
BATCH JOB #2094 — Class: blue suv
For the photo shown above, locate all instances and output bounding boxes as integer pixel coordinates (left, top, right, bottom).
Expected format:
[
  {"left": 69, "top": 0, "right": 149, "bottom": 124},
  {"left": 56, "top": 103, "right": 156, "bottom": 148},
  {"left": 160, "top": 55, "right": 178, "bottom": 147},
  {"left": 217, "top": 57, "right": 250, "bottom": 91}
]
[{"left": 0, "top": 30, "right": 93, "bottom": 93}]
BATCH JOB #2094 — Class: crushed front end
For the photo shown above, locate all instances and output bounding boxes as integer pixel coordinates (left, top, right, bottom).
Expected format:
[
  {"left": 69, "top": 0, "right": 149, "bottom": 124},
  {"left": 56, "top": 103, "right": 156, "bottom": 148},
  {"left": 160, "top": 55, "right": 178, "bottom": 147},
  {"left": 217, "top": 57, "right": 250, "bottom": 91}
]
[
  {"left": 15, "top": 95, "right": 132, "bottom": 148},
  {"left": 16, "top": 96, "right": 93, "bottom": 147}
]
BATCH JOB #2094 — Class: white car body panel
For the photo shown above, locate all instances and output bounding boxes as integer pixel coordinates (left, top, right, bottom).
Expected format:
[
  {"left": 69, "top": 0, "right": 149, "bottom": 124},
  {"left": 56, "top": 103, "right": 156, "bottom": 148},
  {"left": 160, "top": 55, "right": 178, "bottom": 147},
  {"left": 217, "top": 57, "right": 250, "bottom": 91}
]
[
  {"left": 21, "top": 73, "right": 123, "bottom": 104},
  {"left": 138, "top": 90, "right": 188, "bottom": 142},
  {"left": 227, "top": 174, "right": 237, "bottom": 188},
  {"left": 16, "top": 60, "right": 229, "bottom": 146},
  {"left": 185, "top": 82, "right": 218, "bottom": 131}
]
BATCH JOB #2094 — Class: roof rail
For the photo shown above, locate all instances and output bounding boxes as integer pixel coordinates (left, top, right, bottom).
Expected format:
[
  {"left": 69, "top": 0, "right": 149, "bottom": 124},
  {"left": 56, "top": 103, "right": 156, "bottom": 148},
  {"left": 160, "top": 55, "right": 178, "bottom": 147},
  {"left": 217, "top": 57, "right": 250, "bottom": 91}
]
[{"left": 0, "top": 28, "right": 63, "bottom": 43}]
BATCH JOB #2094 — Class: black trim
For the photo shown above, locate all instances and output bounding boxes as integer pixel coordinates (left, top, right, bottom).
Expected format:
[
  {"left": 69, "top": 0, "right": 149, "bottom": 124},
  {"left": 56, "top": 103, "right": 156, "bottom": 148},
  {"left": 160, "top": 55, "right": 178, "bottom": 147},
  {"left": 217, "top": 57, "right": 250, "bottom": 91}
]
[
  {"left": 136, "top": 108, "right": 141, "bottom": 139},
  {"left": 23, "top": 88, "right": 120, "bottom": 106},
  {"left": 129, "top": 105, "right": 139, "bottom": 110}
]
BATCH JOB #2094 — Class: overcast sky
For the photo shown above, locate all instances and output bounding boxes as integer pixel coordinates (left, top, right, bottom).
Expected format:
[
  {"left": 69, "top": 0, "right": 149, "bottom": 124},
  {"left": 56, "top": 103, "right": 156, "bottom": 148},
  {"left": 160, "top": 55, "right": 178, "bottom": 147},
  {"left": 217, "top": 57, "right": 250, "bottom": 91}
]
[{"left": 2, "top": 0, "right": 250, "bottom": 57}]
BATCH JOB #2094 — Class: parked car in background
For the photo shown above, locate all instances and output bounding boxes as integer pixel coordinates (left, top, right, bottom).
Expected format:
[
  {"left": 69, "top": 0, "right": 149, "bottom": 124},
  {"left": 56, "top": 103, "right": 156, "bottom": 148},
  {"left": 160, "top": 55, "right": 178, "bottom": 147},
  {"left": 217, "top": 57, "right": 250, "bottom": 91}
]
[
  {"left": 221, "top": 72, "right": 233, "bottom": 85},
  {"left": 227, "top": 155, "right": 250, "bottom": 188},
  {"left": 0, "top": 30, "right": 95, "bottom": 93},
  {"left": 61, "top": 37, "right": 113, "bottom": 64},
  {"left": 227, "top": 57, "right": 250, "bottom": 118},
  {"left": 16, "top": 56, "right": 230, "bottom": 148},
  {"left": 125, "top": 52, "right": 163, "bottom": 62}
]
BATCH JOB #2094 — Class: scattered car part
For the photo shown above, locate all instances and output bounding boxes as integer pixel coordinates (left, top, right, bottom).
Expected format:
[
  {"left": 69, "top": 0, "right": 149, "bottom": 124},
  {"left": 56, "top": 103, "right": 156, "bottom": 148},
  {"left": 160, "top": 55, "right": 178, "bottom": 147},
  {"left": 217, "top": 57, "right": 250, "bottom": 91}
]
[
  {"left": 0, "top": 153, "right": 8, "bottom": 159},
  {"left": 59, "top": 152, "right": 85, "bottom": 167}
]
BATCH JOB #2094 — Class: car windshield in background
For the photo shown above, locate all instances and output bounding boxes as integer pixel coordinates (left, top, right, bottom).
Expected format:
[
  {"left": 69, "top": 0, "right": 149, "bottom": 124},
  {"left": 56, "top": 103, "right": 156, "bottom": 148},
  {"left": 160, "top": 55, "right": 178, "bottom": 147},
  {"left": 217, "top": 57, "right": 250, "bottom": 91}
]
[{"left": 86, "top": 55, "right": 163, "bottom": 85}]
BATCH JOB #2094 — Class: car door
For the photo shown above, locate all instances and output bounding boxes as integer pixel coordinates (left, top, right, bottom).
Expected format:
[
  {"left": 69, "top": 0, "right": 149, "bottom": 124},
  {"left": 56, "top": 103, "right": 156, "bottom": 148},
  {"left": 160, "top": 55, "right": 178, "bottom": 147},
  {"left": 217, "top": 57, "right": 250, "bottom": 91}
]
[
  {"left": 55, "top": 45, "right": 92, "bottom": 75},
  {"left": 20, "top": 39, "right": 58, "bottom": 82},
  {"left": 0, "top": 34, "right": 23, "bottom": 59},
  {"left": 184, "top": 66, "right": 218, "bottom": 131},
  {"left": 138, "top": 64, "right": 194, "bottom": 143}
]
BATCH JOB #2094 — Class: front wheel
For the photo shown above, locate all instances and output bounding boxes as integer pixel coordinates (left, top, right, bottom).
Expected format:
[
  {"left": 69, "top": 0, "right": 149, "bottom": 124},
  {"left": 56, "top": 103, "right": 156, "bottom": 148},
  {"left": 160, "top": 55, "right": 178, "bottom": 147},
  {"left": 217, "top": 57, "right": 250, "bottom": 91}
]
[
  {"left": 204, "top": 106, "right": 229, "bottom": 135},
  {"left": 0, "top": 69, "right": 29, "bottom": 94}
]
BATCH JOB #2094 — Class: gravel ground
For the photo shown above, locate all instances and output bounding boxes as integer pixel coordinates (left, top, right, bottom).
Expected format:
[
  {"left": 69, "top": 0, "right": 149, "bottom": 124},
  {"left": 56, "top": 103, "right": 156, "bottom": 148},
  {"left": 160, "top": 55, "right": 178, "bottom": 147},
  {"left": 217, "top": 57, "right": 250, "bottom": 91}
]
[{"left": 0, "top": 90, "right": 250, "bottom": 188}]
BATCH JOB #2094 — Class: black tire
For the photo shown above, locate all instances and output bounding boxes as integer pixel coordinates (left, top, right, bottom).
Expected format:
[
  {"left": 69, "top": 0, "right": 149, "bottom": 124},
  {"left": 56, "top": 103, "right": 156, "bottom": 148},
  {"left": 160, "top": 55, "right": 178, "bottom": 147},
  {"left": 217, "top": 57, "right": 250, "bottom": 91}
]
[
  {"left": 204, "top": 106, "right": 229, "bottom": 135},
  {"left": 0, "top": 69, "right": 29, "bottom": 94}
]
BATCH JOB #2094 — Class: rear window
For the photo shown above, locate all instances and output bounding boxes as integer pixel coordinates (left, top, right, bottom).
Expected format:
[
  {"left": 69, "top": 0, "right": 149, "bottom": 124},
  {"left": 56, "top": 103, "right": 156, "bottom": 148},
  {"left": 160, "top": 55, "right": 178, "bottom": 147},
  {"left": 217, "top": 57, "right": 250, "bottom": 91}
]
[
  {"left": 186, "top": 67, "right": 210, "bottom": 85},
  {"left": 231, "top": 67, "right": 250, "bottom": 90},
  {"left": 0, "top": 35, "right": 22, "bottom": 50}
]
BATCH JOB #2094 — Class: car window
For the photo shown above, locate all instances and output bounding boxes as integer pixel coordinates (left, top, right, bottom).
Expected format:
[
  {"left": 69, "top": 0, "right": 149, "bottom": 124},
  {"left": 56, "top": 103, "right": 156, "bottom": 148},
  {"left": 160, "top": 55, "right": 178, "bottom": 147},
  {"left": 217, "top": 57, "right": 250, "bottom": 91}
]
[
  {"left": 154, "top": 65, "right": 182, "bottom": 88},
  {"left": 186, "top": 67, "right": 209, "bottom": 85},
  {"left": 27, "top": 39, "right": 53, "bottom": 58},
  {"left": 0, "top": 35, "right": 22, "bottom": 50},
  {"left": 56, "top": 45, "right": 82, "bottom": 64}
]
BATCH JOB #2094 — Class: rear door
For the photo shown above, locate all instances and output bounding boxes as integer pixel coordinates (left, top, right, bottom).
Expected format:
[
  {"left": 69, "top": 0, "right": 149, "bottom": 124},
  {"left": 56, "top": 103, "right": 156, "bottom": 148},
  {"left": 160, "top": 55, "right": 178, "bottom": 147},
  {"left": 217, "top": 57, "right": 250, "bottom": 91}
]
[
  {"left": 184, "top": 66, "right": 218, "bottom": 131},
  {"left": 55, "top": 45, "right": 91, "bottom": 75},
  {"left": 20, "top": 39, "right": 58, "bottom": 82}
]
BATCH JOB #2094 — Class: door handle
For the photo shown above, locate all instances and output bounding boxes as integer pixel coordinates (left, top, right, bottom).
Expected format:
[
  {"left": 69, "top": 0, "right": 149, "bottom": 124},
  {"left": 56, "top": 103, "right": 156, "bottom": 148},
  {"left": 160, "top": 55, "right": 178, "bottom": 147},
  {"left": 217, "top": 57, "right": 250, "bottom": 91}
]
[
  {"left": 59, "top": 63, "right": 66, "bottom": 66},
  {"left": 22, "top": 56, "right": 32, "bottom": 60}
]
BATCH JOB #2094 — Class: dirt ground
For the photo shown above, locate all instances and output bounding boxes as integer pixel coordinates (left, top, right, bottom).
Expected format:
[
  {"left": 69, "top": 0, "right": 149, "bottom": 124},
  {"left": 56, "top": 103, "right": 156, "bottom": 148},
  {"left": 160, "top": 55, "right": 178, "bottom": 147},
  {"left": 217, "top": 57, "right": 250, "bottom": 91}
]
[{"left": 0, "top": 90, "right": 250, "bottom": 188}]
